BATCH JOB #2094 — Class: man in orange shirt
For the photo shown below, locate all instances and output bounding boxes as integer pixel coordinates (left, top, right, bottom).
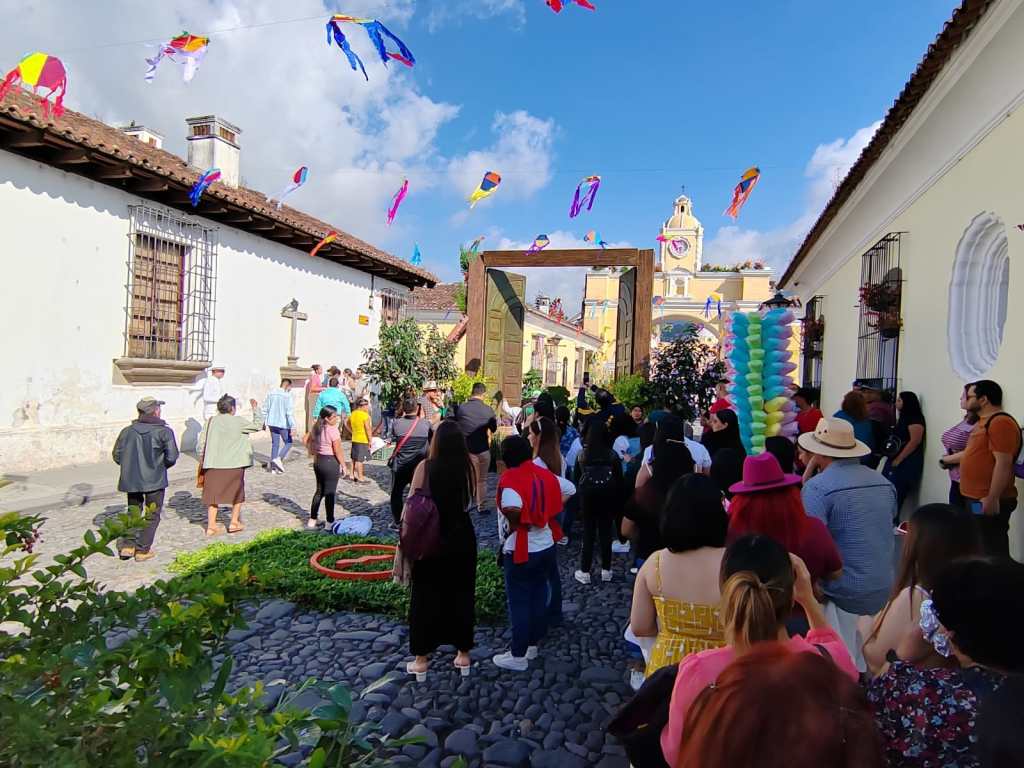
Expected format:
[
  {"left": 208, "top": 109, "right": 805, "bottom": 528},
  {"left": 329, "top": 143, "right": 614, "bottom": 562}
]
[{"left": 960, "top": 379, "right": 1021, "bottom": 558}]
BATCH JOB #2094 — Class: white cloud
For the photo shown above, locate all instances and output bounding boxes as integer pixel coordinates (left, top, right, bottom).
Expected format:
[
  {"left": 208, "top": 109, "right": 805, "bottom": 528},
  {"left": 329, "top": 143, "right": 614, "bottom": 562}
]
[
  {"left": 447, "top": 110, "right": 557, "bottom": 206},
  {"left": 704, "top": 120, "right": 882, "bottom": 273},
  {"left": 426, "top": 0, "right": 525, "bottom": 34},
  {"left": 494, "top": 230, "right": 633, "bottom": 313}
]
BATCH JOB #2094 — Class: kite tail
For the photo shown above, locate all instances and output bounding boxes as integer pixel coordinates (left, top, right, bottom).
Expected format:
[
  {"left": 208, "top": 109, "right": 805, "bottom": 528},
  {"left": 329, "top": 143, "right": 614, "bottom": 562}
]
[
  {"left": 569, "top": 186, "right": 582, "bottom": 218},
  {"left": 329, "top": 25, "right": 368, "bottom": 81},
  {"left": 375, "top": 22, "right": 416, "bottom": 67},
  {"left": 49, "top": 77, "right": 66, "bottom": 118},
  {"left": 143, "top": 51, "right": 164, "bottom": 83},
  {"left": 0, "top": 69, "right": 20, "bottom": 103}
]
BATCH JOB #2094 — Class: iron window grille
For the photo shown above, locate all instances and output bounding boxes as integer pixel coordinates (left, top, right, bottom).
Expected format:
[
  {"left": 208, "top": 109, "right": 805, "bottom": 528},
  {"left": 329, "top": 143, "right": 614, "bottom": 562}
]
[
  {"left": 379, "top": 290, "right": 408, "bottom": 326},
  {"left": 124, "top": 205, "right": 217, "bottom": 362},
  {"left": 801, "top": 296, "right": 824, "bottom": 390},
  {"left": 855, "top": 233, "right": 903, "bottom": 393}
]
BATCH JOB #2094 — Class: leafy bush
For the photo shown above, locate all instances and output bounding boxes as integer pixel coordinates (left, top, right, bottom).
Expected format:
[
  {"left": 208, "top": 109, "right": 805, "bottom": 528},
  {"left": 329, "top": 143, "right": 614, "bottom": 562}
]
[
  {"left": 521, "top": 369, "right": 542, "bottom": 400},
  {"left": 0, "top": 509, "right": 414, "bottom": 767},
  {"left": 643, "top": 326, "right": 726, "bottom": 420},
  {"left": 450, "top": 370, "right": 492, "bottom": 405},
  {"left": 361, "top": 319, "right": 427, "bottom": 410},
  {"left": 544, "top": 386, "right": 571, "bottom": 408},
  {"left": 170, "top": 529, "right": 507, "bottom": 624},
  {"left": 422, "top": 325, "right": 459, "bottom": 388},
  {"left": 607, "top": 373, "right": 646, "bottom": 409}
]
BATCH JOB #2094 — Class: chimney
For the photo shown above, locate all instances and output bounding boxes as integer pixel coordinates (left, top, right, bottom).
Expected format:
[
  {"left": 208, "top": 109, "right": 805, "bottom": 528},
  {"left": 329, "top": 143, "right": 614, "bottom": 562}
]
[
  {"left": 118, "top": 121, "right": 164, "bottom": 149},
  {"left": 185, "top": 115, "right": 241, "bottom": 188}
]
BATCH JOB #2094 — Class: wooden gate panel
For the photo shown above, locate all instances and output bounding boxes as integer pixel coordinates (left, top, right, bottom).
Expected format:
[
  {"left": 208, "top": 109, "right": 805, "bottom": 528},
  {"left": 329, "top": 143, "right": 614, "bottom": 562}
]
[
  {"left": 484, "top": 269, "right": 526, "bottom": 404},
  {"left": 615, "top": 267, "right": 636, "bottom": 380}
]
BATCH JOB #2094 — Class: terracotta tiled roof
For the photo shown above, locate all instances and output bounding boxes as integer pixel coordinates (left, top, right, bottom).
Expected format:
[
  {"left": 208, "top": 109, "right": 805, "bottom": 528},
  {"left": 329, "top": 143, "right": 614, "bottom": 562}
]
[
  {"left": 0, "top": 89, "right": 436, "bottom": 289},
  {"left": 778, "top": 0, "right": 994, "bottom": 287},
  {"left": 409, "top": 282, "right": 461, "bottom": 311}
]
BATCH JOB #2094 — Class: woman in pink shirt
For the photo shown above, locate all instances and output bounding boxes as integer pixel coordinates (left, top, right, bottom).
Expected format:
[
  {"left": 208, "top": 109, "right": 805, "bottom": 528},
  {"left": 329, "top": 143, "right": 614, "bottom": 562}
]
[{"left": 661, "top": 534, "right": 858, "bottom": 766}]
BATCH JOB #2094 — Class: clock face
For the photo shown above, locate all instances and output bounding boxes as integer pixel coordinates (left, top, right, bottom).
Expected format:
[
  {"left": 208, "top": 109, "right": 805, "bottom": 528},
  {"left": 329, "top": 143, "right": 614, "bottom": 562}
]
[{"left": 668, "top": 238, "right": 690, "bottom": 257}]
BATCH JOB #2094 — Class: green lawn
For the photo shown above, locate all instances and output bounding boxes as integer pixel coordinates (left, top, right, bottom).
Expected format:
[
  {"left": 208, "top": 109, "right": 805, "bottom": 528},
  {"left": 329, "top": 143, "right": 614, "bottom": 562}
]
[{"left": 169, "top": 529, "right": 507, "bottom": 623}]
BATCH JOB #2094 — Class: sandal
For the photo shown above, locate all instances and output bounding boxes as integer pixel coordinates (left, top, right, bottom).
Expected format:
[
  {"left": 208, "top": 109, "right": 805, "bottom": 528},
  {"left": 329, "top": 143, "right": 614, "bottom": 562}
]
[
  {"left": 454, "top": 657, "right": 471, "bottom": 677},
  {"left": 205, "top": 524, "right": 226, "bottom": 537},
  {"left": 406, "top": 661, "right": 428, "bottom": 683},
  {"left": 227, "top": 523, "right": 245, "bottom": 534}
]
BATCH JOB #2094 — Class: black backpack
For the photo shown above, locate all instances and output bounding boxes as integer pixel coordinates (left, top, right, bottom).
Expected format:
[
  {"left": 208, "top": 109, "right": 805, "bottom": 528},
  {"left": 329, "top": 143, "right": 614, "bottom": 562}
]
[{"left": 577, "top": 455, "right": 618, "bottom": 492}]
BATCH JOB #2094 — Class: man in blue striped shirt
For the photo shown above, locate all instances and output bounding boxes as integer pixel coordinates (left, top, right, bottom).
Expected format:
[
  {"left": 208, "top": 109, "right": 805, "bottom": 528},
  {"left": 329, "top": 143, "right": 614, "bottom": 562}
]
[{"left": 800, "top": 417, "right": 896, "bottom": 670}]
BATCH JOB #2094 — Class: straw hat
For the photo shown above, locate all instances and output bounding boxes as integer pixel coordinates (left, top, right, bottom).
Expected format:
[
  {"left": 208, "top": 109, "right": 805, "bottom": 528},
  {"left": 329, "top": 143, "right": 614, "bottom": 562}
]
[{"left": 797, "top": 417, "right": 870, "bottom": 458}]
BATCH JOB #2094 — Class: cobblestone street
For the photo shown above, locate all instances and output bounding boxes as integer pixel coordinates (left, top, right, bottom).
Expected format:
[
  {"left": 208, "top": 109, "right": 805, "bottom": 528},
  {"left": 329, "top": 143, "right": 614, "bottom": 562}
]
[{"left": 25, "top": 452, "right": 635, "bottom": 767}]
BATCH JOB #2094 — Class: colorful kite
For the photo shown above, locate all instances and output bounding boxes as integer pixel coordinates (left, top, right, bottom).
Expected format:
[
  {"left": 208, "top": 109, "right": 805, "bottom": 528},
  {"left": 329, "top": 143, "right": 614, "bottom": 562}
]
[
  {"left": 144, "top": 32, "right": 209, "bottom": 83},
  {"left": 704, "top": 292, "right": 723, "bottom": 319},
  {"left": 326, "top": 15, "right": 415, "bottom": 81},
  {"left": 468, "top": 171, "right": 501, "bottom": 208},
  {"left": 584, "top": 230, "right": 607, "bottom": 249},
  {"left": 310, "top": 231, "right": 338, "bottom": 257},
  {"left": 547, "top": 0, "right": 596, "bottom": 12},
  {"left": 386, "top": 179, "right": 409, "bottom": 226},
  {"left": 467, "top": 235, "right": 485, "bottom": 253},
  {"left": 569, "top": 175, "right": 601, "bottom": 218},
  {"left": 189, "top": 168, "right": 221, "bottom": 207},
  {"left": 724, "top": 166, "right": 761, "bottom": 219},
  {"left": 273, "top": 166, "right": 309, "bottom": 210},
  {"left": 526, "top": 234, "right": 550, "bottom": 254},
  {"left": 411, "top": 243, "right": 422, "bottom": 266},
  {"left": 0, "top": 52, "right": 67, "bottom": 119}
]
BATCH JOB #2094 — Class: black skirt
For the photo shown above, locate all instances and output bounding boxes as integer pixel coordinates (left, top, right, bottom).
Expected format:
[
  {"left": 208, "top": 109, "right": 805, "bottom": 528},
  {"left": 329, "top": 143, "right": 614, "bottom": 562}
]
[{"left": 408, "top": 515, "right": 477, "bottom": 656}]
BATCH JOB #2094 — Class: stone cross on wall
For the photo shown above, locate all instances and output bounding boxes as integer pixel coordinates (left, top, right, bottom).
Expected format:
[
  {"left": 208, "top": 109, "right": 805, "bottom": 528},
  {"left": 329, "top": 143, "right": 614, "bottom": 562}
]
[{"left": 280, "top": 299, "right": 308, "bottom": 366}]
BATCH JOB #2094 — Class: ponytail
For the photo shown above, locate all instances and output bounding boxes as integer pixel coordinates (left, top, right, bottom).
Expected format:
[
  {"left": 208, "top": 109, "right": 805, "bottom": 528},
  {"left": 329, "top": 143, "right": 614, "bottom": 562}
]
[
  {"left": 308, "top": 406, "right": 337, "bottom": 456},
  {"left": 721, "top": 571, "right": 787, "bottom": 649}
]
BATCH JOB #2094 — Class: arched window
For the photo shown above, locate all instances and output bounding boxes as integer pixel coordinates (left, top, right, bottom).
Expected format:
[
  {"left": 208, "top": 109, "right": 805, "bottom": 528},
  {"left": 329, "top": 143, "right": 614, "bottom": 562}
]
[{"left": 948, "top": 212, "right": 1009, "bottom": 380}]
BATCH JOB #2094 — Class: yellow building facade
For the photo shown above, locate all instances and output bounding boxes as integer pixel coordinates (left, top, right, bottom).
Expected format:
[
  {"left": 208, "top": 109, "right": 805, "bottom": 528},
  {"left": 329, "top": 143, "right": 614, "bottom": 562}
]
[
  {"left": 778, "top": 0, "right": 1024, "bottom": 557},
  {"left": 583, "top": 195, "right": 775, "bottom": 378}
]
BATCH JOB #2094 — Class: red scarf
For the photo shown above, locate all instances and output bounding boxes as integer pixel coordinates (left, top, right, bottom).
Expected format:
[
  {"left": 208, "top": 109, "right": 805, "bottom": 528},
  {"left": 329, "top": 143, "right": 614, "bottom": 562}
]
[{"left": 497, "top": 462, "right": 564, "bottom": 564}]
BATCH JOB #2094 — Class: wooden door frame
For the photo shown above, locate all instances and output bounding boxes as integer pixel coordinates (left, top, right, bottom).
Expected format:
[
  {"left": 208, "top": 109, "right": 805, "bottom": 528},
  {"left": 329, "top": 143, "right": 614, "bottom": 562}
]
[{"left": 466, "top": 248, "right": 654, "bottom": 375}]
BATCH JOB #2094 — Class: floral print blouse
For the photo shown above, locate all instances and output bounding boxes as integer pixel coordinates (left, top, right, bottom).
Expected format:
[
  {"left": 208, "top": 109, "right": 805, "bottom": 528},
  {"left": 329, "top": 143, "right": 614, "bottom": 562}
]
[{"left": 867, "top": 660, "right": 1005, "bottom": 767}]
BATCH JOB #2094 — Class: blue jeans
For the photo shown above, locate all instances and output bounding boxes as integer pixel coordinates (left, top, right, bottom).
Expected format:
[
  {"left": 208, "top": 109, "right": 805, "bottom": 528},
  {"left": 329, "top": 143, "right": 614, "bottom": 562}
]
[
  {"left": 269, "top": 426, "right": 292, "bottom": 462},
  {"left": 546, "top": 546, "right": 562, "bottom": 626},
  {"left": 504, "top": 545, "right": 555, "bottom": 657}
]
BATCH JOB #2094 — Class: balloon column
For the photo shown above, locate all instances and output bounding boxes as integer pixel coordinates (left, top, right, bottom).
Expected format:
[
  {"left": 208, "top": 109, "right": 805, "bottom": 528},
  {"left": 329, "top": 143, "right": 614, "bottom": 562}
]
[{"left": 723, "top": 308, "right": 800, "bottom": 454}]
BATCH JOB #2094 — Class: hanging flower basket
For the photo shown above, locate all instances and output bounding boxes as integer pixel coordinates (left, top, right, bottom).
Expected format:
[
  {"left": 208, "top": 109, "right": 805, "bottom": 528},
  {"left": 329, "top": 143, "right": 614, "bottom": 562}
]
[
  {"left": 802, "top": 317, "right": 825, "bottom": 343},
  {"left": 859, "top": 282, "right": 901, "bottom": 313},
  {"left": 869, "top": 311, "right": 902, "bottom": 340}
]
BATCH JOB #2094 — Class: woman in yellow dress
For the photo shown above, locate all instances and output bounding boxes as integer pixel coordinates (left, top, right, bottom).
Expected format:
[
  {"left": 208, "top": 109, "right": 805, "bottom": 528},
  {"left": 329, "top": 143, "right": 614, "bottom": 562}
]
[{"left": 629, "top": 474, "right": 727, "bottom": 676}]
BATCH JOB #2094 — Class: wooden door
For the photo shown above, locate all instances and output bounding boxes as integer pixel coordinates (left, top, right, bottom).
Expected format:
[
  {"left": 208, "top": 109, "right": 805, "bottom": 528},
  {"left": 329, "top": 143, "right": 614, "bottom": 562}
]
[
  {"left": 615, "top": 267, "right": 637, "bottom": 379},
  {"left": 484, "top": 269, "right": 526, "bottom": 405}
]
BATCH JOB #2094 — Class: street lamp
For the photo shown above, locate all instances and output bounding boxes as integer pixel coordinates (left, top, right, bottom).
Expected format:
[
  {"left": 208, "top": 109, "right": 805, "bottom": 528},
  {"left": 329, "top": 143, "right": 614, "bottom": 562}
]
[{"left": 759, "top": 289, "right": 801, "bottom": 311}]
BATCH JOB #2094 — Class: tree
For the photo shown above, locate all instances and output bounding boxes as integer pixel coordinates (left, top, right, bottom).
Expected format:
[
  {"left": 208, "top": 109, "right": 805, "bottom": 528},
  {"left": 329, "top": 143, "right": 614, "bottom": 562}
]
[
  {"left": 361, "top": 319, "right": 426, "bottom": 410},
  {"left": 422, "top": 325, "right": 459, "bottom": 387},
  {"left": 643, "top": 327, "right": 725, "bottom": 420},
  {"left": 521, "top": 369, "right": 542, "bottom": 400}
]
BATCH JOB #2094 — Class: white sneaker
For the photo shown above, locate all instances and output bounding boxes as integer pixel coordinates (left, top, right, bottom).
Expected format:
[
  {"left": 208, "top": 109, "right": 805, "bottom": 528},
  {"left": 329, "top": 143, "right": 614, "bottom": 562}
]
[
  {"left": 601, "top": 569, "right": 613, "bottom": 582},
  {"left": 629, "top": 669, "right": 645, "bottom": 691},
  {"left": 271, "top": 458, "right": 285, "bottom": 473},
  {"left": 574, "top": 570, "right": 591, "bottom": 585},
  {"left": 492, "top": 651, "right": 529, "bottom": 672},
  {"left": 306, "top": 519, "right": 318, "bottom": 529},
  {"left": 526, "top": 645, "right": 539, "bottom": 660},
  {"left": 612, "top": 540, "right": 630, "bottom": 554},
  {"left": 556, "top": 536, "right": 569, "bottom": 546}
]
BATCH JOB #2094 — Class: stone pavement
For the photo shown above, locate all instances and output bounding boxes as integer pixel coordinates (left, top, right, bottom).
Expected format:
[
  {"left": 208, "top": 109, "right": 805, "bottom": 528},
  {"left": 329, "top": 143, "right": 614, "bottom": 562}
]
[{"left": 18, "top": 450, "right": 635, "bottom": 767}]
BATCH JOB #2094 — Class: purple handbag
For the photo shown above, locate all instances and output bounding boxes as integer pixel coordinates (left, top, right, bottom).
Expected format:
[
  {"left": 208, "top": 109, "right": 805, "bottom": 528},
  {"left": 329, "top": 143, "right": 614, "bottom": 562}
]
[{"left": 400, "top": 485, "right": 441, "bottom": 561}]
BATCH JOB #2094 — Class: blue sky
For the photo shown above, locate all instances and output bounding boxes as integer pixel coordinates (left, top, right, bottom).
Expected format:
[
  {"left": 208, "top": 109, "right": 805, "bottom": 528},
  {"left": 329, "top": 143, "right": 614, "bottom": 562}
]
[{"left": 2, "top": 1, "right": 957, "bottom": 307}]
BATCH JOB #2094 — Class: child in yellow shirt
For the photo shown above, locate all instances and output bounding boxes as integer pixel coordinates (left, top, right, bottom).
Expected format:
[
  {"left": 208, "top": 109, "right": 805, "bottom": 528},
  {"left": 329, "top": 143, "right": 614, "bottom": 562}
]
[{"left": 347, "top": 398, "right": 372, "bottom": 483}]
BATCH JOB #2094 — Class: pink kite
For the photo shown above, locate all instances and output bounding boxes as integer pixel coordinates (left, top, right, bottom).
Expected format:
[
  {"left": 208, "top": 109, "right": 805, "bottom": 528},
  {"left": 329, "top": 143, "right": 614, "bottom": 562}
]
[
  {"left": 274, "top": 166, "right": 309, "bottom": 210},
  {"left": 569, "top": 175, "right": 600, "bottom": 218},
  {"left": 0, "top": 52, "right": 67, "bottom": 119},
  {"left": 547, "top": 0, "right": 596, "bottom": 12},
  {"left": 386, "top": 179, "right": 409, "bottom": 226}
]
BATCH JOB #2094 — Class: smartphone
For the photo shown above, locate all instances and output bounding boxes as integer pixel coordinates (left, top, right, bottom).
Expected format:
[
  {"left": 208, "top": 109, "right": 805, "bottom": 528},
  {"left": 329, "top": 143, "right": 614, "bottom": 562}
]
[
  {"left": 582, "top": 372, "right": 590, "bottom": 386},
  {"left": 970, "top": 501, "right": 984, "bottom": 516}
]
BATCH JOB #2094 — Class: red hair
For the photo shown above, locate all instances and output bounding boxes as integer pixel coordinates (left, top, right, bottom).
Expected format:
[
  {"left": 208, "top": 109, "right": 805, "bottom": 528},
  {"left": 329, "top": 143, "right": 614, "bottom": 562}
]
[
  {"left": 727, "top": 486, "right": 809, "bottom": 554},
  {"left": 678, "top": 643, "right": 883, "bottom": 768}
]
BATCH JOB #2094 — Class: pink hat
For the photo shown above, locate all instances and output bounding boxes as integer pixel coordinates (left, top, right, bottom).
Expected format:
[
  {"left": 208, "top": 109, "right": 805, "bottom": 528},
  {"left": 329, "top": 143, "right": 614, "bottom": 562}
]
[{"left": 729, "top": 452, "right": 802, "bottom": 495}]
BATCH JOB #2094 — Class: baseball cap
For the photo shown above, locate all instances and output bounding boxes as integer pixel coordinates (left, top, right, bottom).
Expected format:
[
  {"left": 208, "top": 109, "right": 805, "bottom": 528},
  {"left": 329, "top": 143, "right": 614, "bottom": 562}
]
[{"left": 136, "top": 396, "right": 165, "bottom": 413}]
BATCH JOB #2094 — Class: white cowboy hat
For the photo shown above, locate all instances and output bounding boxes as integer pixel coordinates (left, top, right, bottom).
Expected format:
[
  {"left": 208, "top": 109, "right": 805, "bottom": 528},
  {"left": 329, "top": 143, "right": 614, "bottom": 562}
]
[{"left": 797, "top": 417, "right": 871, "bottom": 459}]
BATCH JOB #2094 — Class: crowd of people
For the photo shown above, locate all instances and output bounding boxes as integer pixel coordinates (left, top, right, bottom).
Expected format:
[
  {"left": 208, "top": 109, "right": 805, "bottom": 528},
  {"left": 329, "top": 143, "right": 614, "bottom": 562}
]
[{"left": 109, "top": 364, "right": 1024, "bottom": 766}]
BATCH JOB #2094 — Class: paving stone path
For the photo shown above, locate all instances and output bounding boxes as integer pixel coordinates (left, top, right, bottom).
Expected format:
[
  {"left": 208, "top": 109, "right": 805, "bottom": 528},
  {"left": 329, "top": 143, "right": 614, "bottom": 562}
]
[{"left": 29, "top": 452, "right": 635, "bottom": 767}]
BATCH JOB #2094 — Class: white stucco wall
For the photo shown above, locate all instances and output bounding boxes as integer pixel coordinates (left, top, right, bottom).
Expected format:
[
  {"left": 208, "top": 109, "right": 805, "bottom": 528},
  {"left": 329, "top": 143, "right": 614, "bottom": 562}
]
[
  {"left": 785, "top": 0, "right": 1024, "bottom": 557},
  {"left": 0, "top": 151, "right": 406, "bottom": 471}
]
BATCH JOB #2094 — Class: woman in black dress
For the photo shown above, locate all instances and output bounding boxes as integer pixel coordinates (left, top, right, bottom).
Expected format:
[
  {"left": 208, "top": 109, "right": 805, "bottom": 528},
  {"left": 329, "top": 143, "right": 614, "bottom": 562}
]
[
  {"left": 406, "top": 419, "right": 478, "bottom": 680},
  {"left": 706, "top": 408, "right": 748, "bottom": 500}
]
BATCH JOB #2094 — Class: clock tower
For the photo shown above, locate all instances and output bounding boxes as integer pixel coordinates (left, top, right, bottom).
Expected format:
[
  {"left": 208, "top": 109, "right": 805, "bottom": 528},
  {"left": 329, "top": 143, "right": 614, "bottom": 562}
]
[{"left": 659, "top": 194, "right": 703, "bottom": 274}]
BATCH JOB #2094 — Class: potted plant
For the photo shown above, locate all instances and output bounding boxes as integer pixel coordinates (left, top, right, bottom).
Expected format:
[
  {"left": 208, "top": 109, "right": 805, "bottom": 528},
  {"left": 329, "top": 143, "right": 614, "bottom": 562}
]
[
  {"left": 859, "top": 282, "right": 901, "bottom": 313},
  {"left": 802, "top": 317, "right": 825, "bottom": 352},
  {"left": 869, "top": 311, "right": 902, "bottom": 339}
]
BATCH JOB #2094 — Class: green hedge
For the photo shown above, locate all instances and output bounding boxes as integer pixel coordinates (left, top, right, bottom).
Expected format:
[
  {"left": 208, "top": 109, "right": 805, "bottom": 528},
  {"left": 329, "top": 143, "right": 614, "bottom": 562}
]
[{"left": 169, "top": 529, "right": 507, "bottom": 624}]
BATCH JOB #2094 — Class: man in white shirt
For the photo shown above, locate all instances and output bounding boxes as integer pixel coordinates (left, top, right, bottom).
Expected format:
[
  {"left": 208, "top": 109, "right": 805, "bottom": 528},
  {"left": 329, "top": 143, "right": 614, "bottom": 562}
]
[{"left": 196, "top": 365, "right": 225, "bottom": 445}]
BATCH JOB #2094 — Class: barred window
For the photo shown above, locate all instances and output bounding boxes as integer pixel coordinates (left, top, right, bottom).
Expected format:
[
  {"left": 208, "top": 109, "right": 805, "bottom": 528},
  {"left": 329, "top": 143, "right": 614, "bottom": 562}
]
[
  {"left": 801, "top": 296, "right": 824, "bottom": 390},
  {"left": 380, "top": 291, "right": 407, "bottom": 326},
  {"left": 124, "top": 205, "right": 216, "bottom": 362},
  {"left": 856, "top": 233, "right": 902, "bottom": 392},
  {"left": 531, "top": 336, "right": 544, "bottom": 371}
]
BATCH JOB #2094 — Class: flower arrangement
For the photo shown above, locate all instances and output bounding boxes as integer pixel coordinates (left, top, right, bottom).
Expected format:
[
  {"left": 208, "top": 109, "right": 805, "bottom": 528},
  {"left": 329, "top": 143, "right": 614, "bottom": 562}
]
[
  {"left": 802, "top": 317, "right": 825, "bottom": 343},
  {"left": 868, "top": 310, "right": 902, "bottom": 339},
  {"left": 701, "top": 260, "right": 766, "bottom": 273},
  {"left": 859, "top": 281, "right": 901, "bottom": 312}
]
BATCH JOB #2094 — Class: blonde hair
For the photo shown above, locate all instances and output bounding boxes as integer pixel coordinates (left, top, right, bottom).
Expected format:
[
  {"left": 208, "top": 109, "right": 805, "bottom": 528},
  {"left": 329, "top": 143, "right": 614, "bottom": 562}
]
[{"left": 720, "top": 571, "right": 787, "bottom": 648}]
